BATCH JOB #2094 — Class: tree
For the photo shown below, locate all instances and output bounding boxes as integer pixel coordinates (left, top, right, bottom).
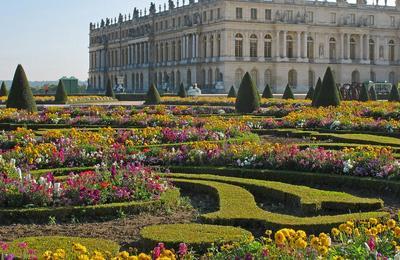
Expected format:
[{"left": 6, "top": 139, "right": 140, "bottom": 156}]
[
  {"left": 369, "top": 86, "right": 377, "bottom": 101},
  {"left": 145, "top": 84, "right": 161, "bottom": 104},
  {"left": 55, "top": 80, "right": 68, "bottom": 104},
  {"left": 282, "top": 84, "right": 295, "bottom": 99},
  {"left": 388, "top": 84, "right": 400, "bottom": 102},
  {"left": 235, "top": 72, "right": 260, "bottom": 113},
  {"left": 358, "top": 83, "right": 370, "bottom": 102},
  {"left": 105, "top": 78, "right": 115, "bottom": 98},
  {"left": 6, "top": 64, "right": 37, "bottom": 112},
  {"left": 313, "top": 67, "right": 340, "bottom": 107},
  {"left": 305, "top": 86, "right": 314, "bottom": 100},
  {"left": 0, "top": 82, "right": 8, "bottom": 97},
  {"left": 262, "top": 84, "right": 273, "bottom": 99},
  {"left": 227, "top": 86, "right": 237, "bottom": 98},
  {"left": 177, "top": 83, "right": 187, "bottom": 98},
  {"left": 311, "top": 77, "right": 322, "bottom": 107}
]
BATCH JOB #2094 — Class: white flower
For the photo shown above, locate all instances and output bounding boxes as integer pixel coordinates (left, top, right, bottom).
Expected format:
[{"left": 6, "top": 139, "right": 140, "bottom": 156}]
[{"left": 17, "top": 168, "right": 23, "bottom": 180}]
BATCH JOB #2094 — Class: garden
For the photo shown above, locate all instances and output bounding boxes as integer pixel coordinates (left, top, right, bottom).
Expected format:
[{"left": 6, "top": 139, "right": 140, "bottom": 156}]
[{"left": 0, "top": 65, "right": 400, "bottom": 259}]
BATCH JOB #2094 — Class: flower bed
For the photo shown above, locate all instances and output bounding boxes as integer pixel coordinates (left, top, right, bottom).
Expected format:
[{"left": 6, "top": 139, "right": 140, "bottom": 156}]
[{"left": 0, "top": 95, "right": 117, "bottom": 105}]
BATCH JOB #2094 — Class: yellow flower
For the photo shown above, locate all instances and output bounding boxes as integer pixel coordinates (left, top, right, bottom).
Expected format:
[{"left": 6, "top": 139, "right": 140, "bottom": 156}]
[
  {"left": 339, "top": 223, "right": 347, "bottom": 232},
  {"left": 138, "top": 253, "right": 151, "bottom": 260},
  {"left": 265, "top": 230, "right": 273, "bottom": 236},
  {"left": 387, "top": 219, "right": 396, "bottom": 229},
  {"left": 394, "top": 227, "right": 400, "bottom": 238},
  {"left": 78, "top": 255, "right": 90, "bottom": 260},
  {"left": 274, "top": 231, "right": 287, "bottom": 245},
  {"left": 296, "top": 230, "right": 307, "bottom": 239},
  {"left": 331, "top": 228, "right": 340, "bottom": 237},
  {"left": 369, "top": 218, "right": 378, "bottom": 226},
  {"left": 310, "top": 237, "right": 320, "bottom": 249},
  {"left": 73, "top": 243, "right": 88, "bottom": 255},
  {"left": 370, "top": 227, "right": 378, "bottom": 236},
  {"left": 318, "top": 246, "right": 329, "bottom": 256},
  {"left": 295, "top": 238, "right": 307, "bottom": 249},
  {"left": 354, "top": 228, "right": 361, "bottom": 237},
  {"left": 392, "top": 241, "right": 397, "bottom": 247},
  {"left": 42, "top": 251, "right": 53, "bottom": 260}
]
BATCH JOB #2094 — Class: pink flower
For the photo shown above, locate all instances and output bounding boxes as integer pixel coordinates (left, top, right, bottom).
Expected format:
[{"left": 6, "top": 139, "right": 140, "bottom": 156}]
[
  {"left": 18, "top": 242, "right": 28, "bottom": 249},
  {"left": 152, "top": 246, "right": 161, "bottom": 259},
  {"left": 0, "top": 242, "right": 9, "bottom": 251},
  {"left": 178, "top": 243, "right": 188, "bottom": 256},
  {"left": 367, "top": 237, "right": 376, "bottom": 251}
]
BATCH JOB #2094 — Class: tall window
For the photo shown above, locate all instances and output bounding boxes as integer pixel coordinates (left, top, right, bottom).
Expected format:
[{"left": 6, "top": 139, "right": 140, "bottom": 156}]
[
  {"left": 370, "top": 71, "right": 376, "bottom": 82},
  {"left": 389, "top": 71, "right": 395, "bottom": 84},
  {"left": 308, "top": 70, "right": 315, "bottom": 88},
  {"left": 306, "top": 11, "right": 313, "bottom": 23},
  {"left": 264, "top": 69, "right": 272, "bottom": 87},
  {"left": 203, "top": 36, "right": 207, "bottom": 58},
  {"left": 251, "top": 69, "right": 259, "bottom": 87},
  {"left": 165, "top": 43, "right": 169, "bottom": 61},
  {"left": 286, "top": 10, "right": 293, "bottom": 22},
  {"left": 172, "top": 41, "right": 176, "bottom": 61},
  {"left": 391, "top": 16, "right": 395, "bottom": 27},
  {"left": 178, "top": 40, "right": 182, "bottom": 60},
  {"left": 160, "top": 43, "right": 164, "bottom": 62},
  {"left": 210, "top": 35, "right": 214, "bottom": 57},
  {"left": 288, "top": 69, "right": 297, "bottom": 88},
  {"left": 235, "top": 33, "right": 243, "bottom": 57},
  {"left": 329, "top": 37, "right": 336, "bottom": 60},
  {"left": 330, "top": 13, "right": 336, "bottom": 24},
  {"left": 369, "top": 15, "right": 374, "bottom": 26},
  {"left": 351, "top": 70, "right": 360, "bottom": 83},
  {"left": 369, "top": 39, "right": 375, "bottom": 61},
  {"left": 217, "top": 34, "right": 221, "bottom": 57},
  {"left": 287, "top": 35, "right": 294, "bottom": 58},
  {"left": 389, "top": 40, "right": 395, "bottom": 62},
  {"left": 307, "top": 37, "right": 314, "bottom": 59},
  {"left": 265, "top": 9, "right": 271, "bottom": 20},
  {"left": 235, "top": 69, "right": 244, "bottom": 87},
  {"left": 350, "top": 38, "right": 356, "bottom": 60},
  {"left": 350, "top": 14, "right": 355, "bottom": 24},
  {"left": 251, "top": 8, "right": 257, "bottom": 20},
  {"left": 264, "top": 34, "right": 272, "bottom": 58},
  {"left": 236, "top": 8, "right": 243, "bottom": 19},
  {"left": 250, "top": 34, "right": 258, "bottom": 58}
]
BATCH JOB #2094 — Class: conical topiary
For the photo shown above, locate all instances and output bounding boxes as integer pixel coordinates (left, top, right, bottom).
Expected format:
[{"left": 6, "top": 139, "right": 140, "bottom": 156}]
[
  {"left": 145, "top": 83, "right": 161, "bottom": 105},
  {"left": 0, "top": 82, "right": 8, "bottom": 96},
  {"left": 313, "top": 67, "right": 340, "bottom": 107},
  {"left": 388, "top": 84, "right": 400, "bottom": 102},
  {"left": 262, "top": 84, "right": 273, "bottom": 99},
  {"left": 227, "top": 86, "right": 237, "bottom": 98},
  {"left": 311, "top": 77, "right": 322, "bottom": 107},
  {"left": 54, "top": 80, "right": 68, "bottom": 104},
  {"left": 369, "top": 86, "right": 377, "bottom": 101},
  {"left": 282, "top": 84, "right": 295, "bottom": 99},
  {"left": 6, "top": 65, "right": 37, "bottom": 112},
  {"left": 105, "top": 78, "right": 115, "bottom": 98},
  {"left": 358, "top": 83, "right": 370, "bottom": 102},
  {"left": 178, "top": 83, "right": 187, "bottom": 98},
  {"left": 305, "top": 86, "right": 314, "bottom": 100},
  {"left": 235, "top": 72, "right": 260, "bottom": 113}
]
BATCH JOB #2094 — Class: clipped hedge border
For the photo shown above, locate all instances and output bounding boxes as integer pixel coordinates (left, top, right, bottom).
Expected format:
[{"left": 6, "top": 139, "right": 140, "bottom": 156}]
[
  {"left": 140, "top": 224, "right": 251, "bottom": 252},
  {"left": 169, "top": 166, "right": 400, "bottom": 197},
  {"left": 0, "top": 189, "right": 180, "bottom": 225},
  {"left": 173, "top": 179, "right": 388, "bottom": 234},
  {"left": 168, "top": 173, "right": 383, "bottom": 216}
]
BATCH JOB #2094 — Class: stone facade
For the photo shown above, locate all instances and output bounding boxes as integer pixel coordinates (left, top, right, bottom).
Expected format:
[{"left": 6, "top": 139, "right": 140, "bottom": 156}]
[{"left": 89, "top": 0, "right": 400, "bottom": 93}]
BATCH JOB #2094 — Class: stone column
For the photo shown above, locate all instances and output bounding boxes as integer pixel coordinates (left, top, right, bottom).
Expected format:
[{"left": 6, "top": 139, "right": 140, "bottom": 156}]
[
  {"left": 360, "top": 34, "right": 364, "bottom": 61},
  {"left": 347, "top": 34, "right": 351, "bottom": 59},
  {"left": 366, "top": 35, "right": 370, "bottom": 60},
  {"left": 275, "top": 31, "right": 280, "bottom": 58},
  {"left": 340, "top": 34, "right": 344, "bottom": 60},
  {"left": 192, "top": 34, "right": 196, "bottom": 59},
  {"left": 186, "top": 35, "right": 190, "bottom": 59},
  {"left": 296, "top": 31, "right": 301, "bottom": 59},
  {"left": 283, "top": 31, "right": 287, "bottom": 58},
  {"left": 303, "top": 32, "right": 308, "bottom": 58},
  {"left": 375, "top": 36, "right": 380, "bottom": 61}
]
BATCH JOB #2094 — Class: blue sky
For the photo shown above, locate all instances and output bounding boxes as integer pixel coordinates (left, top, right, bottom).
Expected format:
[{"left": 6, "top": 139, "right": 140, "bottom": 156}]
[{"left": 0, "top": 0, "right": 395, "bottom": 81}]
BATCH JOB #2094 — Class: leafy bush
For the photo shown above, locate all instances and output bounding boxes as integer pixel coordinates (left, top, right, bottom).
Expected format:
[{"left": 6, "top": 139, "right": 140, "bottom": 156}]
[
  {"left": 235, "top": 72, "right": 260, "bottom": 113},
  {"left": 389, "top": 84, "right": 400, "bottom": 102},
  {"left": 0, "top": 82, "right": 8, "bottom": 96},
  {"left": 282, "top": 84, "right": 294, "bottom": 100},
  {"left": 358, "top": 83, "right": 370, "bottom": 102},
  {"left": 262, "top": 84, "right": 273, "bottom": 99},
  {"left": 6, "top": 65, "right": 37, "bottom": 112},
  {"left": 178, "top": 83, "right": 187, "bottom": 98},
  {"left": 305, "top": 86, "right": 314, "bottom": 100},
  {"left": 54, "top": 80, "right": 68, "bottom": 104},
  {"left": 369, "top": 86, "right": 377, "bottom": 101},
  {"left": 227, "top": 86, "right": 237, "bottom": 98},
  {"left": 313, "top": 67, "right": 340, "bottom": 107},
  {"left": 145, "top": 84, "right": 161, "bottom": 105},
  {"left": 311, "top": 77, "right": 322, "bottom": 107},
  {"left": 105, "top": 79, "right": 115, "bottom": 98}
]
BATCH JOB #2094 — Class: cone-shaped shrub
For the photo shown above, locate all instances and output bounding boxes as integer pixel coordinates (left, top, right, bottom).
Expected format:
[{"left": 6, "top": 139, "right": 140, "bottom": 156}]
[
  {"left": 311, "top": 78, "right": 322, "bottom": 106},
  {"left": 282, "top": 84, "right": 295, "bottom": 99},
  {"left": 105, "top": 79, "right": 115, "bottom": 98},
  {"left": 388, "top": 84, "right": 400, "bottom": 102},
  {"left": 6, "top": 65, "right": 37, "bottom": 112},
  {"left": 55, "top": 80, "right": 68, "bottom": 104},
  {"left": 0, "top": 82, "right": 8, "bottom": 97},
  {"left": 313, "top": 67, "right": 340, "bottom": 107},
  {"left": 235, "top": 72, "right": 260, "bottom": 113},
  {"left": 262, "top": 84, "right": 273, "bottom": 99},
  {"left": 305, "top": 86, "right": 314, "bottom": 100},
  {"left": 227, "top": 86, "right": 237, "bottom": 98},
  {"left": 145, "top": 84, "right": 161, "bottom": 105},
  {"left": 178, "top": 83, "right": 187, "bottom": 98},
  {"left": 369, "top": 86, "right": 377, "bottom": 101},
  {"left": 358, "top": 83, "right": 370, "bottom": 102}
]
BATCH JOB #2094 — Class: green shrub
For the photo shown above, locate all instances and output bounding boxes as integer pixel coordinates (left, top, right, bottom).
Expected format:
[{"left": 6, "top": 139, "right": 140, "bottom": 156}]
[
  {"left": 262, "top": 84, "right": 273, "bottom": 99},
  {"left": 145, "top": 83, "right": 161, "bottom": 105},
  {"left": 105, "top": 78, "right": 115, "bottom": 98},
  {"left": 6, "top": 65, "right": 37, "bottom": 112},
  {"left": 358, "top": 83, "right": 370, "bottom": 102},
  {"left": 235, "top": 72, "right": 260, "bottom": 113},
  {"left": 54, "top": 80, "right": 68, "bottom": 104},
  {"left": 0, "top": 82, "right": 8, "bottom": 96},
  {"left": 178, "top": 83, "right": 187, "bottom": 98},
  {"left": 140, "top": 224, "right": 251, "bottom": 252},
  {"left": 313, "top": 67, "right": 340, "bottom": 107},
  {"left": 369, "top": 86, "right": 377, "bottom": 101},
  {"left": 388, "top": 84, "right": 400, "bottom": 102},
  {"left": 305, "top": 86, "right": 314, "bottom": 100},
  {"left": 10, "top": 236, "right": 119, "bottom": 257},
  {"left": 227, "top": 86, "right": 237, "bottom": 98},
  {"left": 282, "top": 84, "right": 294, "bottom": 100},
  {"left": 311, "top": 77, "right": 322, "bottom": 107}
]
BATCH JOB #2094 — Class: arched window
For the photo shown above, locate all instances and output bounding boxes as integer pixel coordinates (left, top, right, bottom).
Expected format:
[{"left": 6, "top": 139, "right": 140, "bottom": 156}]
[
  {"left": 264, "top": 34, "right": 272, "bottom": 58},
  {"left": 389, "top": 40, "right": 395, "bottom": 62},
  {"left": 251, "top": 69, "right": 259, "bottom": 88},
  {"left": 171, "top": 71, "right": 175, "bottom": 90},
  {"left": 235, "top": 68, "right": 244, "bottom": 87},
  {"left": 165, "top": 42, "right": 169, "bottom": 61},
  {"left": 140, "top": 73, "right": 144, "bottom": 91},
  {"left": 369, "top": 39, "right": 375, "bottom": 61},
  {"left": 172, "top": 41, "right": 176, "bottom": 61},
  {"left": 217, "top": 34, "right": 221, "bottom": 57},
  {"left": 307, "top": 37, "right": 314, "bottom": 59},
  {"left": 350, "top": 38, "right": 356, "bottom": 60},
  {"left": 187, "top": 69, "right": 192, "bottom": 86},
  {"left": 200, "top": 69, "right": 206, "bottom": 88},
  {"left": 160, "top": 43, "right": 164, "bottom": 62},
  {"left": 287, "top": 35, "right": 294, "bottom": 58},
  {"left": 308, "top": 70, "right": 315, "bottom": 88},
  {"left": 264, "top": 69, "right": 272, "bottom": 87},
  {"left": 208, "top": 68, "right": 213, "bottom": 87},
  {"left": 329, "top": 37, "right": 336, "bottom": 60},
  {"left": 203, "top": 36, "right": 207, "bottom": 58},
  {"left": 136, "top": 73, "right": 140, "bottom": 89},
  {"left": 288, "top": 69, "right": 297, "bottom": 88},
  {"left": 176, "top": 71, "right": 181, "bottom": 86},
  {"left": 215, "top": 68, "right": 221, "bottom": 81},
  {"left": 250, "top": 34, "right": 258, "bottom": 58},
  {"left": 351, "top": 70, "right": 360, "bottom": 83},
  {"left": 178, "top": 40, "right": 182, "bottom": 60},
  {"left": 389, "top": 71, "right": 395, "bottom": 84},
  {"left": 164, "top": 71, "right": 169, "bottom": 84},
  {"left": 370, "top": 71, "right": 376, "bottom": 82},
  {"left": 235, "top": 33, "right": 243, "bottom": 57},
  {"left": 210, "top": 35, "right": 214, "bottom": 57}
]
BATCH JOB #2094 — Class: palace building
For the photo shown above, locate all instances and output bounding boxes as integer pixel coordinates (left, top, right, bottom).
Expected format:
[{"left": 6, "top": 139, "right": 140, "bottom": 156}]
[{"left": 89, "top": 0, "right": 400, "bottom": 93}]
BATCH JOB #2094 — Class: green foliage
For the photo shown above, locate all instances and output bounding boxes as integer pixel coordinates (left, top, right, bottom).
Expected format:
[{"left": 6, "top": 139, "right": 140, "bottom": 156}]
[
  {"left": 358, "top": 83, "right": 370, "bottom": 102},
  {"left": 145, "top": 83, "right": 161, "bottom": 105},
  {"left": 262, "top": 84, "right": 273, "bottom": 99},
  {"left": 177, "top": 83, "right": 187, "bottom": 98},
  {"left": 235, "top": 72, "right": 260, "bottom": 113},
  {"left": 313, "top": 67, "right": 340, "bottom": 107},
  {"left": 311, "top": 77, "right": 322, "bottom": 107},
  {"left": 6, "top": 64, "right": 37, "bottom": 112},
  {"left": 105, "top": 78, "right": 115, "bottom": 98},
  {"left": 282, "top": 84, "right": 294, "bottom": 100},
  {"left": 369, "top": 86, "right": 377, "bottom": 101},
  {"left": 388, "top": 84, "right": 400, "bottom": 102},
  {"left": 0, "top": 82, "right": 8, "bottom": 96},
  {"left": 305, "top": 86, "right": 314, "bottom": 100},
  {"left": 55, "top": 80, "right": 68, "bottom": 104},
  {"left": 227, "top": 86, "right": 237, "bottom": 98}
]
